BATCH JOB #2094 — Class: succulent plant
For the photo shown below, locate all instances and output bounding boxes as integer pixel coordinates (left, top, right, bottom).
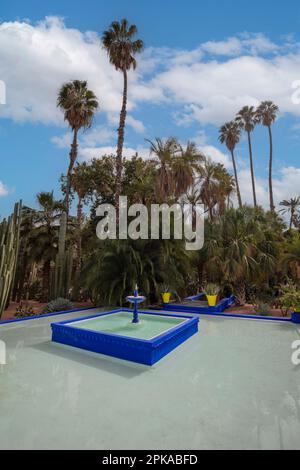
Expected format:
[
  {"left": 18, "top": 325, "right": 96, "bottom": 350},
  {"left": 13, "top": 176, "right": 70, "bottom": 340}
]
[
  {"left": 204, "top": 283, "right": 220, "bottom": 296},
  {"left": 0, "top": 201, "right": 22, "bottom": 318}
]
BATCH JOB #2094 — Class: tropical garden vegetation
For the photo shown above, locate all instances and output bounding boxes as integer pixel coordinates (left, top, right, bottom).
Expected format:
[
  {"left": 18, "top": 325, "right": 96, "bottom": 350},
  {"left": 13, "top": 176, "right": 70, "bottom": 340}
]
[{"left": 1, "top": 19, "right": 300, "bottom": 319}]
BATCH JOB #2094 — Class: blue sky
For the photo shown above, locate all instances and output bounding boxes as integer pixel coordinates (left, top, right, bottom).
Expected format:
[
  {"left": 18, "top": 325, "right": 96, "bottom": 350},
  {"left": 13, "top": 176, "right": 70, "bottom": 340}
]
[{"left": 1, "top": 0, "right": 300, "bottom": 216}]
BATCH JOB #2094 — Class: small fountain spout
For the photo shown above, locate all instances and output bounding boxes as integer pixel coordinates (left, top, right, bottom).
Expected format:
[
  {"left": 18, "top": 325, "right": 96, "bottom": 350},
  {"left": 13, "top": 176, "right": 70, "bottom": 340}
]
[{"left": 126, "top": 286, "right": 146, "bottom": 324}]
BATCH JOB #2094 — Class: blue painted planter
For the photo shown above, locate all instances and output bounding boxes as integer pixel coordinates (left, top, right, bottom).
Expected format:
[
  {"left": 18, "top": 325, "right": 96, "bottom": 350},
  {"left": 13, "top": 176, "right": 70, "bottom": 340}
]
[
  {"left": 51, "top": 308, "right": 199, "bottom": 366},
  {"left": 163, "top": 293, "right": 236, "bottom": 314},
  {"left": 291, "top": 311, "right": 300, "bottom": 324}
]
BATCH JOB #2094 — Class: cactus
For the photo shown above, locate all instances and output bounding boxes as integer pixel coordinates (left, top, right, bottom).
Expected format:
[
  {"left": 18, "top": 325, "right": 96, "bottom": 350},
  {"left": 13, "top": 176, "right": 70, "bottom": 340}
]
[
  {"left": 0, "top": 201, "right": 22, "bottom": 318},
  {"left": 50, "top": 212, "right": 73, "bottom": 299}
]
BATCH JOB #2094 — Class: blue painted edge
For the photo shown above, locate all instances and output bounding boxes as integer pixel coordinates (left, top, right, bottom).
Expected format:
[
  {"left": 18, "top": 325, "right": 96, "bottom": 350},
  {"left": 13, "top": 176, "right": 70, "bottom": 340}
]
[
  {"left": 185, "top": 293, "right": 206, "bottom": 301},
  {"left": 161, "top": 308, "right": 291, "bottom": 322},
  {"left": 291, "top": 311, "right": 300, "bottom": 324},
  {"left": 0, "top": 305, "right": 99, "bottom": 326},
  {"left": 51, "top": 308, "right": 199, "bottom": 366},
  {"left": 51, "top": 308, "right": 197, "bottom": 344},
  {"left": 163, "top": 294, "right": 236, "bottom": 313},
  {"left": 183, "top": 293, "right": 236, "bottom": 309}
]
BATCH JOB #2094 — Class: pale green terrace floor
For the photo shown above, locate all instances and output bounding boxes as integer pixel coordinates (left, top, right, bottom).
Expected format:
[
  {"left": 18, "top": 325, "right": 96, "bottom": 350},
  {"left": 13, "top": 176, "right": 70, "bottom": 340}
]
[{"left": 0, "top": 308, "right": 300, "bottom": 450}]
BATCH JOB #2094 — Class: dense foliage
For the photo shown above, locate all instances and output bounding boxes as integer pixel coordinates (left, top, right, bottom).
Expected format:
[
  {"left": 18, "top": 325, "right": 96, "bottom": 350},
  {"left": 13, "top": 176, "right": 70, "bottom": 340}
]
[{"left": 1, "top": 19, "right": 300, "bottom": 319}]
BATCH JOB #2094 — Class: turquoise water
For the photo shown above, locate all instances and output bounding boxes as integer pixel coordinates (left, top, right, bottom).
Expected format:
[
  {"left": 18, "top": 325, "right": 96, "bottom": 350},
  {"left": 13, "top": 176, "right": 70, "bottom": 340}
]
[{"left": 70, "top": 311, "right": 186, "bottom": 340}]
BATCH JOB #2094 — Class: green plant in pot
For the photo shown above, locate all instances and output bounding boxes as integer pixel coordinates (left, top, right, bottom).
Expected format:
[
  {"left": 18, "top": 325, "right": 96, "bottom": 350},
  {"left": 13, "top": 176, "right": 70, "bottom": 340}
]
[
  {"left": 280, "top": 285, "right": 300, "bottom": 323},
  {"left": 204, "top": 283, "right": 220, "bottom": 307},
  {"left": 161, "top": 284, "right": 171, "bottom": 304}
]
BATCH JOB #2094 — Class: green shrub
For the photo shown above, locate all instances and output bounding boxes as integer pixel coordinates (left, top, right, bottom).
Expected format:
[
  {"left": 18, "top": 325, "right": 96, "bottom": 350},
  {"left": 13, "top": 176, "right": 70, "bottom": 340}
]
[
  {"left": 280, "top": 286, "right": 300, "bottom": 313},
  {"left": 43, "top": 298, "right": 74, "bottom": 314},
  {"left": 254, "top": 302, "right": 271, "bottom": 316}
]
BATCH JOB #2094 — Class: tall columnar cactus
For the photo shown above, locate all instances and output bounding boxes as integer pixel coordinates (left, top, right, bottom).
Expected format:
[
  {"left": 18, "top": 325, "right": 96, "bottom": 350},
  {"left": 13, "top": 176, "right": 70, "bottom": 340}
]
[
  {"left": 0, "top": 201, "right": 22, "bottom": 318},
  {"left": 50, "top": 212, "right": 73, "bottom": 299}
]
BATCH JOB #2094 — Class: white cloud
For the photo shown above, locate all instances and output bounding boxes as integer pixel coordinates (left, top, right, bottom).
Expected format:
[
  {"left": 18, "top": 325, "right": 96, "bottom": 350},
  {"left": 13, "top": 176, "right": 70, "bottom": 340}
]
[
  {"left": 0, "top": 181, "right": 9, "bottom": 197},
  {"left": 51, "top": 133, "right": 72, "bottom": 149},
  {"left": 200, "top": 145, "right": 232, "bottom": 169},
  {"left": 52, "top": 126, "right": 115, "bottom": 149},
  {"left": 2, "top": 18, "right": 300, "bottom": 130},
  {"left": 80, "top": 126, "right": 115, "bottom": 147},
  {"left": 0, "top": 17, "right": 141, "bottom": 124},
  {"left": 236, "top": 166, "right": 300, "bottom": 210},
  {"left": 79, "top": 145, "right": 150, "bottom": 161},
  {"left": 125, "top": 116, "right": 146, "bottom": 134},
  {"left": 151, "top": 52, "right": 300, "bottom": 125},
  {"left": 201, "top": 33, "right": 278, "bottom": 57}
]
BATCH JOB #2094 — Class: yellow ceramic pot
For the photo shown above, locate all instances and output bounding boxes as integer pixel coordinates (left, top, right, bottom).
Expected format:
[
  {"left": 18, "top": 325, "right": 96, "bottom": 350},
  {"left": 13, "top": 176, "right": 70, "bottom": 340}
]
[
  {"left": 206, "top": 294, "right": 218, "bottom": 307},
  {"left": 162, "top": 292, "right": 171, "bottom": 303}
]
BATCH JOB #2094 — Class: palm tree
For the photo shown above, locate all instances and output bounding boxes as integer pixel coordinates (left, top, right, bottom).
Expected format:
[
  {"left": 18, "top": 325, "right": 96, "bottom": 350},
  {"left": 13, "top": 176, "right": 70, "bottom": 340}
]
[
  {"left": 281, "top": 238, "right": 300, "bottom": 281},
  {"left": 256, "top": 101, "right": 279, "bottom": 212},
  {"left": 57, "top": 80, "right": 99, "bottom": 214},
  {"left": 279, "top": 197, "right": 300, "bottom": 230},
  {"left": 102, "top": 19, "right": 143, "bottom": 207},
  {"left": 236, "top": 106, "right": 259, "bottom": 207},
  {"left": 123, "top": 155, "right": 157, "bottom": 206},
  {"left": 204, "top": 207, "right": 275, "bottom": 304},
  {"left": 147, "top": 137, "right": 178, "bottom": 201},
  {"left": 29, "top": 192, "right": 63, "bottom": 301},
  {"left": 198, "top": 159, "right": 235, "bottom": 218},
  {"left": 147, "top": 138, "right": 203, "bottom": 201},
  {"left": 81, "top": 240, "right": 160, "bottom": 306},
  {"left": 218, "top": 121, "right": 242, "bottom": 208},
  {"left": 172, "top": 141, "right": 204, "bottom": 198}
]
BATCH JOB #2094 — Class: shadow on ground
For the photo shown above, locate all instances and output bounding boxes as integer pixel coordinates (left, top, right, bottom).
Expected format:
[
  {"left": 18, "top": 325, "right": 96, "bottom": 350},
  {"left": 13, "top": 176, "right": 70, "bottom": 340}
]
[{"left": 32, "top": 340, "right": 149, "bottom": 379}]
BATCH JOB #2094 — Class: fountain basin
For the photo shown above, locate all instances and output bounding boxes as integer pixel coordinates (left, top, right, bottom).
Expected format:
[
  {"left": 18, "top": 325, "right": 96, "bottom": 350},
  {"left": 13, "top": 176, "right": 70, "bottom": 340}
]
[{"left": 51, "top": 309, "right": 199, "bottom": 365}]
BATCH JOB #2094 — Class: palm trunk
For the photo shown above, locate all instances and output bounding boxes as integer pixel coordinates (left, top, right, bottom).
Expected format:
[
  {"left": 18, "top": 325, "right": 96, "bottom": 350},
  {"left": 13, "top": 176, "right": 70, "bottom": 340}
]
[
  {"left": 65, "top": 128, "right": 78, "bottom": 216},
  {"left": 115, "top": 69, "right": 128, "bottom": 218},
  {"left": 268, "top": 125, "right": 275, "bottom": 212},
  {"left": 231, "top": 149, "right": 242, "bottom": 208},
  {"left": 76, "top": 195, "right": 83, "bottom": 276},
  {"left": 247, "top": 131, "right": 257, "bottom": 207}
]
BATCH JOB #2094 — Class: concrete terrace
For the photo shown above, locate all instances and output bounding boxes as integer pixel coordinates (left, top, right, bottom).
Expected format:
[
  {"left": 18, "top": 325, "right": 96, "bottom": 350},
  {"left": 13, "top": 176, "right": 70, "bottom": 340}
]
[{"left": 0, "top": 308, "right": 300, "bottom": 450}]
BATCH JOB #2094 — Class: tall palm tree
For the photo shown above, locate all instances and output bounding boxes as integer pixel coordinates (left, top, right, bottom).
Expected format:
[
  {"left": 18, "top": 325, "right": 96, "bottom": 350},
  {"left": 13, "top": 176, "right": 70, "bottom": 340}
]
[
  {"left": 279, "top": 197, "right": 300, "bottom": 230},
  {"left": 256, "top": 101, "right": 279, "bottom": 213},
  {"left": 219, "top": 121, "right": 242, "bottom": 208},
  {"left": 102, "top": 19, "right": 143, "bottom": 208},
  {"left": 236, "top": 106, "right": 259, "bottom": 207},
  {"left": 57, "top": 80, "right": 99, "bottom": 214}
]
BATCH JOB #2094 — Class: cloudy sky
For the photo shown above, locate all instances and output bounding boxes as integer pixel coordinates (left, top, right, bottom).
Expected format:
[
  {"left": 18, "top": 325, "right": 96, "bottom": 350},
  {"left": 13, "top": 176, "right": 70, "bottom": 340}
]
[{"left": 1, "top": 0, "right": 300, "bottom": 216}]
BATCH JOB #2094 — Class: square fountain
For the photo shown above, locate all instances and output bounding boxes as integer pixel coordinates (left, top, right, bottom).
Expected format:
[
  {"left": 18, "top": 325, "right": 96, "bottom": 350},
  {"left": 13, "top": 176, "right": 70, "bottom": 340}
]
[{"left": 51, "top": 288, "right": 198, "bottom": 365}]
